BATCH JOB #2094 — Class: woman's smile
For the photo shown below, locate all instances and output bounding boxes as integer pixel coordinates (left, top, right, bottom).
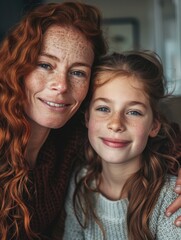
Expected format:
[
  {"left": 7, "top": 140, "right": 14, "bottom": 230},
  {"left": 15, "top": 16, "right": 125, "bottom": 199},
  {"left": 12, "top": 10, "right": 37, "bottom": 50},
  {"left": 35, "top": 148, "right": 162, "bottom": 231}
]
[{"left": 24, "top": 25, "right": 94, "bottom": 129}]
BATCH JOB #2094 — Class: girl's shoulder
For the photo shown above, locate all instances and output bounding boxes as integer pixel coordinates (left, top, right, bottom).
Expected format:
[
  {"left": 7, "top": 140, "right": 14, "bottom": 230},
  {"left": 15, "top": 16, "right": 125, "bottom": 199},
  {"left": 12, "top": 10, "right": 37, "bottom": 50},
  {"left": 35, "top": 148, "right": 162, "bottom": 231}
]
[
  {"left": 166, "top": 174, "right": 177, "bottom": 185},
  {"left": 157, "top": 174, "right": 177, "bottom": 203},
  {"left": 150, "top": 174, "right": 178, "bottom": 224},
  {"left": 149, "top": 177, "right": 181, "bottom": 239},
  {"left": 150, "top": 175, "right": 178, "bottom": 223},
  {"left": 67, "top": 167, "right": 88, "bottom": 196},
  {"left": 162, "top": 174, "right": 177, "bottom": 193}
]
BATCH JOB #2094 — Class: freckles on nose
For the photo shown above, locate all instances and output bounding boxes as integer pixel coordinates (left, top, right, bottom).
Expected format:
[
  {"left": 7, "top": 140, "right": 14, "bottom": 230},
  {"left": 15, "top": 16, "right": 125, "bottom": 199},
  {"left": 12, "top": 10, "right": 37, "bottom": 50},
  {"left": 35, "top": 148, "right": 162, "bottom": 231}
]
[
  {"left": 49, "top": 73, "right": 68, "bottom": 92},
  {"left": 55, "top": 82, "right": 68, "bottom": 91}
]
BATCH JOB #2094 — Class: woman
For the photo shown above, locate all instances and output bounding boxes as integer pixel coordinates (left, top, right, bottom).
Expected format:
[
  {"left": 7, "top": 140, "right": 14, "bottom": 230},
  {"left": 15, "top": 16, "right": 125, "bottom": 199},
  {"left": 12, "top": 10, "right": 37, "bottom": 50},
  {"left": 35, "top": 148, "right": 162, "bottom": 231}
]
[{"left": 0, "top": 2, "right": 107, "bottom": 239}]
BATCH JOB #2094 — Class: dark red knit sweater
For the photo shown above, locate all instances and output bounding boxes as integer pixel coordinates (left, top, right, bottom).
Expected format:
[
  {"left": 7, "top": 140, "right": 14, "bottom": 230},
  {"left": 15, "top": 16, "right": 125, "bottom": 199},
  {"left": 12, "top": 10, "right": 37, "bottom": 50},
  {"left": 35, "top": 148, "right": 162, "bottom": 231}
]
[{"left": 18, "top": 113, "right": 86, "bottom": 240}]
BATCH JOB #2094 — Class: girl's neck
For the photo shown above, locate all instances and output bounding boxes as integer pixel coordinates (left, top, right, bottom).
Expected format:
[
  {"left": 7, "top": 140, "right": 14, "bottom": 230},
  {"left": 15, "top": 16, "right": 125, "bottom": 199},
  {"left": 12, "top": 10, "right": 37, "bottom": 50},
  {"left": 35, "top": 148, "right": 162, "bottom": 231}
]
[
  {"left": 99, "top": 161, "right": 140, "bottom": 200},
  {"left": 25, "top": 121, "right": 50, "bottom": 168}
]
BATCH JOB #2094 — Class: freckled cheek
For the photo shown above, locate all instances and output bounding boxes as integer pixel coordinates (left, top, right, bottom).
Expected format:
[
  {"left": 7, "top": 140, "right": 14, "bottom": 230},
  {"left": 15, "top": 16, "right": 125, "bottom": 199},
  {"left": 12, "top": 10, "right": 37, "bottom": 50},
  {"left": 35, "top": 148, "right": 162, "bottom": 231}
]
[
  {"left": 24, "top": 72, "right": 46, "bottom": 93},
  {"left": 71, "top": 80, "right": 90, "bottom": 101},
  {"left": 129, "top": 120, "right": 151, "bottom": 134}
]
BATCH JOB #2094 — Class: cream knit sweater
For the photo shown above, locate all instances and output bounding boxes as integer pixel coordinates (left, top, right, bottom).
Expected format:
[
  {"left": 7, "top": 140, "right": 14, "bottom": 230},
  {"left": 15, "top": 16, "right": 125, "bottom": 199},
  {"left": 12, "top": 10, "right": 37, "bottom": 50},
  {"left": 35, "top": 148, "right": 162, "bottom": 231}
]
[{"left": 63, "top": 174, "right": 181, "bottom": 240}]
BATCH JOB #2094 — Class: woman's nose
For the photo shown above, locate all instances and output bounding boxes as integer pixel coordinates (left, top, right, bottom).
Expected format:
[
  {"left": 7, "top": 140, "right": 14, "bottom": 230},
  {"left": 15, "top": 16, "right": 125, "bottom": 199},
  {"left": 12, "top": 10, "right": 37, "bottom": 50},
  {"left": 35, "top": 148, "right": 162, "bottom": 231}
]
[
  {"left": 107, "top": 113, "right": 125, "bottom": 132},
  {"left": 49, "top": 72, "right": 68, "bottom": 93}
]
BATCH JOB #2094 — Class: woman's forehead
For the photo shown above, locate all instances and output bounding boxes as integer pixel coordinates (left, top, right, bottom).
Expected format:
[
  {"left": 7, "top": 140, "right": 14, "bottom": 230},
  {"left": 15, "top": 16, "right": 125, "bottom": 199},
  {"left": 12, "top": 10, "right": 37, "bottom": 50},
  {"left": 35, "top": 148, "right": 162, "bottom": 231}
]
[{"left": 41, "top": 25, "right": 94, "bottom": 60}]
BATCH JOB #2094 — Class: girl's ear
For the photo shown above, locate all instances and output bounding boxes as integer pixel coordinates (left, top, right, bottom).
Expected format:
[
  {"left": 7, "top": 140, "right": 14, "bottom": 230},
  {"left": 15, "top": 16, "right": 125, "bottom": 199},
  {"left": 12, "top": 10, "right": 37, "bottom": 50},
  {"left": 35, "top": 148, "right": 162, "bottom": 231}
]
[
  {"left": 149, "top": 120, "right": 161, "bottom": 137},
  {"left": 85, "top": 110, "right": 89, "bottom": 128}
]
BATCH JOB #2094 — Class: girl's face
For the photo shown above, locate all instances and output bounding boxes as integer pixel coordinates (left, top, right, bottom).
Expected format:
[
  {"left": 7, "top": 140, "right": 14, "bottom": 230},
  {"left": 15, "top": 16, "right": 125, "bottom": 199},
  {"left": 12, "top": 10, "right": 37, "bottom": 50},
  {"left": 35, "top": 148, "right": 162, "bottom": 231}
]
[
  {"left": 86, "top": 75, "right": 160, "bottom": 168},
  {"left": 24, "top": 25, "right": 94, "bottom": 129}
]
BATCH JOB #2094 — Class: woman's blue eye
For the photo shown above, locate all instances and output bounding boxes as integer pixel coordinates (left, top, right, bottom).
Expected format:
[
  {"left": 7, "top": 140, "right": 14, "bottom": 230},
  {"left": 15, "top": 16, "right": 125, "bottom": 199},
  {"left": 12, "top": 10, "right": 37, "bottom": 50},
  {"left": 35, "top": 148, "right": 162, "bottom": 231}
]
[
  {"left": 38, "top": 63, "right": 51, "bottom": 70},
  {"left": 70, "top": 71, "right": 86, "bottom": 77}
]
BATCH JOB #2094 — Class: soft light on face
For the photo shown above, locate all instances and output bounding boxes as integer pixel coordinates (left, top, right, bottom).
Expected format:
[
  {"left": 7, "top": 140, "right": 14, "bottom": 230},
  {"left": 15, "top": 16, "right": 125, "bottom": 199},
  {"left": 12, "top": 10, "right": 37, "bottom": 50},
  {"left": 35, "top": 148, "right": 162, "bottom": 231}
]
[
  {"left": 86, "top": 75, "right": 160, "bottom": 168},
  {"left": 24, "top": 25, "right": 94, "bottom": 129}
]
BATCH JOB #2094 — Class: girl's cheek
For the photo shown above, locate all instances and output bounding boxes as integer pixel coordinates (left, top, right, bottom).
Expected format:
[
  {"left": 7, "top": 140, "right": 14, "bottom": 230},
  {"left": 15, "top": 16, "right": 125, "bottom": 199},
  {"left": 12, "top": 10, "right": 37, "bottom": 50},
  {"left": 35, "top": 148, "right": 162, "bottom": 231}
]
[{"left": 88, "top": 119, "right": 102, "bottom": 133}]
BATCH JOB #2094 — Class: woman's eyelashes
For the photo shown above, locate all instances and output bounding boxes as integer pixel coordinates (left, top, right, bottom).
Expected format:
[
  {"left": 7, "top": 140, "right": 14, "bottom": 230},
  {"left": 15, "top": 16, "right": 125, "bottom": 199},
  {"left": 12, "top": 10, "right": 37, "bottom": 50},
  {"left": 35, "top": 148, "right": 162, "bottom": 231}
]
[
  {"left": 69, "top": 70, "right": 87, "bottom": 78},
  {"left": 37, "top": 62, "right": 53, "bottom": 70},
  {"left": 37, "top": 63, "right": 88, "bottom": 81}
]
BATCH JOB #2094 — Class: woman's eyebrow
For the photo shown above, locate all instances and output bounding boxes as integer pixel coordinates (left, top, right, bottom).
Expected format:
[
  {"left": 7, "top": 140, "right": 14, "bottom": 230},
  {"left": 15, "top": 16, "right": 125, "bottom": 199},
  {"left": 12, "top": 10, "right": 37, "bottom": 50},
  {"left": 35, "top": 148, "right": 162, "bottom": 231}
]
[
  {"left": 40, "top": 52, "right": 60, "bottom": 61},
  {"left": 40, "top": 52, "right": 92, "bottom": 68},
  {"left": 71, "top": 62, "right": 92, "bottom": 68}
]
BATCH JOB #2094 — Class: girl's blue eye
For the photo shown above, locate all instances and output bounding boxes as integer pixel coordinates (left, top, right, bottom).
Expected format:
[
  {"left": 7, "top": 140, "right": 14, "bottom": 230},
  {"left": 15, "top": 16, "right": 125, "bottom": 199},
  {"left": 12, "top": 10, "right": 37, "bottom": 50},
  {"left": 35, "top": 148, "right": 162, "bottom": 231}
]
[
  {"left": 127, "top": 111, "right": 142, "bottom": 116},
  {"left": 96, "top": 107, "right": 110, "bottom": 112}
]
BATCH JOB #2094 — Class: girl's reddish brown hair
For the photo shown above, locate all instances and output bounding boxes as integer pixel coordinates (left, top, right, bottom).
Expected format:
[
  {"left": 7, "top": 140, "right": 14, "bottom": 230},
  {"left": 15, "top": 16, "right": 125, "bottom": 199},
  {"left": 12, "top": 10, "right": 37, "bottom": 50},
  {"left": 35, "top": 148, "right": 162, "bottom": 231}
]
[
  {"left": 73, "top": 51, "right": 180, "bottom": 240},
  {"left": 0, "top": 2, "right": 107, "bottom": 239}
]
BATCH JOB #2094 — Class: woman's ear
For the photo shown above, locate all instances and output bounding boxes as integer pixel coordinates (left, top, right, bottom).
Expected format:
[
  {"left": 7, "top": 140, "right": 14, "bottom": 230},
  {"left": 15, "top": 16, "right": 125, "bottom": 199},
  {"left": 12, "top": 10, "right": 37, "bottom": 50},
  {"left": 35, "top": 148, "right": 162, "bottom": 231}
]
[
  {"left": 85, "top": 110, "right": 89, "bottom": 128},
  {"left": 149, "top": 120, "right": 161, "bottom": 137}
]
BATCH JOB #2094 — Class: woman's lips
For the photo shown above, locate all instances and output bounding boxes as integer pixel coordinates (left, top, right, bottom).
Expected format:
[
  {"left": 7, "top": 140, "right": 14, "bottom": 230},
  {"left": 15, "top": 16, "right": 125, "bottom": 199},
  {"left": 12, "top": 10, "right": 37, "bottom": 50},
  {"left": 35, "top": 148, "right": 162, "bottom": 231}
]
[
  {"left": 39, "top": 98, "right": 71, "bottom": 113},
  {"left": 39, "top": 98, "right": 70, "bottom": 109}
]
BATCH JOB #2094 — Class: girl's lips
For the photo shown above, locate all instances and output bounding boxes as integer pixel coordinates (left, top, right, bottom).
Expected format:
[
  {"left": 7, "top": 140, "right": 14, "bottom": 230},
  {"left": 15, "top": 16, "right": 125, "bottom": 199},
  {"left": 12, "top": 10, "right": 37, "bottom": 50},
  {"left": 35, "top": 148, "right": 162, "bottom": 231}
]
[{"left": 101, "top": 138, "right": 130, "bottom": 148}]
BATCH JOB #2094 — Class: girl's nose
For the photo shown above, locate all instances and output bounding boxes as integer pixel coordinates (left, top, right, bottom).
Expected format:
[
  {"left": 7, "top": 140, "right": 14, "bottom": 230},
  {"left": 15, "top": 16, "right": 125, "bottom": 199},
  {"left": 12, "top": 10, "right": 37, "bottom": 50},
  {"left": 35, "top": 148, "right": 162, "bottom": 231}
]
[{"left": 107, "top": 114, "right": 125, "bottom": 132}]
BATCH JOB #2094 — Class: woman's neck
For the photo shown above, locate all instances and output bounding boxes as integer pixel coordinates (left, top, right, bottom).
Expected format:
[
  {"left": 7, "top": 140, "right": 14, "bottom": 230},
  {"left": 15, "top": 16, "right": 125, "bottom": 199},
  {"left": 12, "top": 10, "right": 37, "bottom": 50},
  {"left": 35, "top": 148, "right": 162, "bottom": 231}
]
[{"left": 25, "top": 121, "right": 50, "bottom": 168}]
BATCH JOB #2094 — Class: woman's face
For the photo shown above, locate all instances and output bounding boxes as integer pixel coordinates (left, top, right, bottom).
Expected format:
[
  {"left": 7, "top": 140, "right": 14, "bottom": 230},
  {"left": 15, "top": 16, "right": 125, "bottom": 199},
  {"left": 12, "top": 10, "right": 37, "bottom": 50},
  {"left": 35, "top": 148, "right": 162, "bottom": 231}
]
[{"left": 24, "top": 25, "right": 94, "bottom": 129}]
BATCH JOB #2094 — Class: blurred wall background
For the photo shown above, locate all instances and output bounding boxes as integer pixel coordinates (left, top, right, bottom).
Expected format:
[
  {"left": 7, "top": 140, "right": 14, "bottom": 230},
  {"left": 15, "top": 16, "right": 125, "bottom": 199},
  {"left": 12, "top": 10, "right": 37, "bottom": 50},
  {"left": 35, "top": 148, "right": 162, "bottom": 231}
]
[
  {"left": 0, "top": 0, "right": 43, "bottom": 42},
  {"left": 0, "top": 0, "right": 181, "bottom": 127}
]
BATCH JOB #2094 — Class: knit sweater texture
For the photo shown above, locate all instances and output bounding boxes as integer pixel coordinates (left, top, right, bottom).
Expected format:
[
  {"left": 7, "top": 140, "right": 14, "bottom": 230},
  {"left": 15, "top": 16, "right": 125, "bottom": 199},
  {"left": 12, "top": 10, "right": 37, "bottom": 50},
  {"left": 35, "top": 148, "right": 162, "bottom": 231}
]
[
  {"left": 63, "top": 174, "right": 181, "bottom": 240},
  {"left": 16, "top": 113, "right": 86, "bottom": 240}
]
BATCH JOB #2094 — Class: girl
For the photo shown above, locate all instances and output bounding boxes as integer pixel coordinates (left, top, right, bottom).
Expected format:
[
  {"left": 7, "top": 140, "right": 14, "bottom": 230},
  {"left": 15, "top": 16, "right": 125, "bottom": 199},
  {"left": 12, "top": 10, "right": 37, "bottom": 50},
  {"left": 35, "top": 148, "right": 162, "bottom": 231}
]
[{"left": 63, "top": 51, "right": 181, "bottom": 239}]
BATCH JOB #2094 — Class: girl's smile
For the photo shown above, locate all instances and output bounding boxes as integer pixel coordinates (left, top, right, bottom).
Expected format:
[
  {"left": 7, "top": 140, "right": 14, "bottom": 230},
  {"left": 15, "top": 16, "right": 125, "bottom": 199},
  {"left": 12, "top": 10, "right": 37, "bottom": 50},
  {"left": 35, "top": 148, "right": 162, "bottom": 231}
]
[
  {"left": 101, "top": 137, "right": 130, "bottom": 148},
  {"left": 86, "top": 75, "right": 160, "bottom": 167}
]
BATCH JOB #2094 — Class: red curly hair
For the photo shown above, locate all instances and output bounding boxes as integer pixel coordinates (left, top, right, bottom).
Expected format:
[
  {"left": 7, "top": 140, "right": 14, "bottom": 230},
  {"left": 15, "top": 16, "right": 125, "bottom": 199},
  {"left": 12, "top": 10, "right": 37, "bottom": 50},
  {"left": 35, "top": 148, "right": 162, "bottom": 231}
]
[{"left": 0, "top": 2, "right": 107, "bottom": 239}]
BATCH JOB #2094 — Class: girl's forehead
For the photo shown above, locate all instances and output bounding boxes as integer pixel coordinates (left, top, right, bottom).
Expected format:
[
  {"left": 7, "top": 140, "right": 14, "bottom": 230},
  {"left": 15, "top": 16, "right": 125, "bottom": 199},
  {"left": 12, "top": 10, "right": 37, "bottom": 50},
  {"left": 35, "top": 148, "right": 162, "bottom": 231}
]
[
  {"left": 93, "top": 74, "right": 148, "bottom": 98},
  {"left": 94, "top": 71, "right": 135, "bottom": 88}
]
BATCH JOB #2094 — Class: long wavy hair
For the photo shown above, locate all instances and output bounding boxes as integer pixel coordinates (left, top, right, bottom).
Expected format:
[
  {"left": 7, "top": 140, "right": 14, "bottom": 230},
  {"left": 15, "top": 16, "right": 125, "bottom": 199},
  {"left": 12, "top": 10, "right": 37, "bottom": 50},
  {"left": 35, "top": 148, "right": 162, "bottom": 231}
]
[
  {"left": 0, "top": 2, "right": 107, "bottom": 239},
  {"left": 73, "top": 51, "right": 180, "bottom": 240}
]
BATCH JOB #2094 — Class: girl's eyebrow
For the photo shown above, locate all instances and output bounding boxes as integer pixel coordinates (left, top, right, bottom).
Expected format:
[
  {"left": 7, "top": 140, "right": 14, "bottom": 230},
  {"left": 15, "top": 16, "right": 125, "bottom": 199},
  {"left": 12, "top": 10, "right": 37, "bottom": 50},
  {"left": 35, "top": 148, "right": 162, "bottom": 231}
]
[
  {"left": 40, "top": 52, "right": 92, "bottom": 68},
  {"left": 92, "top": 98, "right": 147, "bottom": 108},
  {"left": 92, "top": 97, "right": 110, "bottom": 104},
  {"left": 127, "top": 101, "right": 147, "bottom": 109}
]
